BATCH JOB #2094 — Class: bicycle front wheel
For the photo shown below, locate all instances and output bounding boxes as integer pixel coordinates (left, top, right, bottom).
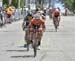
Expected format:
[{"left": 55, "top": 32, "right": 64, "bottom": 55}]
[{"left": 32, "top": 33, "right": 38, "bottom": 57}]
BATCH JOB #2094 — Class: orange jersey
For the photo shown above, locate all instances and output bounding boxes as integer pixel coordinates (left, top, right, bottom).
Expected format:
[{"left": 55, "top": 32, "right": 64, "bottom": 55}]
[
  {"left": 6, "top": 10, "right": 12, "bottom": 15},
  {"left": 53, "top": 11, "right": 60, "bottom": 17},
  {"left": 6, "top": 7, "right": 13, "bottom": 15},
  {"left": 30, "top": 18, "right": 45, "bottom": 25},
  {"left": 29, "top": 18, "right": 46, "bottom": 31}
]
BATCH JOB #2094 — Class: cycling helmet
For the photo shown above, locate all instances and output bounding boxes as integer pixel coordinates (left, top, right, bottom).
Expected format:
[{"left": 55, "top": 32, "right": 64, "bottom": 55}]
[
  {"left": 55, "top": 9, "right": 59, "bottom": 11},
  {"left": 34, "top": 14, "right": 40, "bottom": 19},
  {"left": 27, "top": 13, "right": 32, "bottom": 17}
]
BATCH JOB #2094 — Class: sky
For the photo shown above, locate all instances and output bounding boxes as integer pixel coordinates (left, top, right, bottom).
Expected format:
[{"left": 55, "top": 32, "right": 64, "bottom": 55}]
[
  {"left": 0, "top": 2, "right": 2, "bottom": 7},
  {"left": 55, "top": 1, "right": 65, "bottom": 12}
]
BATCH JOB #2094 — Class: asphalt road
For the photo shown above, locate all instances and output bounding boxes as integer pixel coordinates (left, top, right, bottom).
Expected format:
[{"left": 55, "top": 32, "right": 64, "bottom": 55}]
[{"left": 0, "top": 16, "right": 75, "bottom": 61}]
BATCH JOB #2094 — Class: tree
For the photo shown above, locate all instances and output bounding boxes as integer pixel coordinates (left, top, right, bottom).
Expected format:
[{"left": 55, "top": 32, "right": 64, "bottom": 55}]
[
  {"left": 20, "top": 0, "right": 25, "bottom": 8},
  {"left": 3, "top": 0, "right": 23, "bottom": 8},
  {"left": 59, "top": 0, "right": 75, "bottom": 12},
  {"left": 11, "top": 0, "right": 18, "bottom": 8},
  {"left": 3, "top": 0, "right": 9, "bottom": 8}
]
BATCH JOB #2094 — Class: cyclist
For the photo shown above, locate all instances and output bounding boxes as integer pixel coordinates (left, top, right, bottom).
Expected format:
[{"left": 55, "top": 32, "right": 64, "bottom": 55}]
[
  {"left": 64, "top": 8, "right": 68, "bottom": 16},
  {"left": 39, "top": 10, "right": 46, "bottom": 20},
  {"left": 49, "top": 7, "right": 53, "bottom": 18},
  {"left": 36, "top": 10, "right": 46, "bottom": 20},
  {"left": 22, "top": 12, "right": 33, "bottom": 47},
  {"left": 52, "top": 8, "right": 60, "bottom": 31},
  {"left": 6, "top": 5, "right": 13, "bottom": 23},
  {"left": 29, "top": 14, "right": 46, "bottom": 49}
]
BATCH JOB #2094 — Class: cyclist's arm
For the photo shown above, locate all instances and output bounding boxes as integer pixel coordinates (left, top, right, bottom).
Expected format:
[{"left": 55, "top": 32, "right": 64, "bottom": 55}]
[{"left": 29, "top": 19, "right": 34, "bottom": 28}]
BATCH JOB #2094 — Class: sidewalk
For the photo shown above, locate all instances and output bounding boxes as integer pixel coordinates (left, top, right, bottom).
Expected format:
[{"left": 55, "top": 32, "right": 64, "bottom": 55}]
[{"left": 0, "top": 19, "right": 23, "bottom": 32}]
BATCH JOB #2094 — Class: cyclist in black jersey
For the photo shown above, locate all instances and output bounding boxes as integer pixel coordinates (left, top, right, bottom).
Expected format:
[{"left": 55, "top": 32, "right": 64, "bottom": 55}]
[{"left": 22, "top": 12, "right": 33, "bottom": 47}]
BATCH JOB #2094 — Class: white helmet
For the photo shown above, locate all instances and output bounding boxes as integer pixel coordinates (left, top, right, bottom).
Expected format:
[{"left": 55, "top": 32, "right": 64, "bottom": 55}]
[
  {"left": 55, "top": 9, "right": 59, "bottom": 11},
  {"left": 34, "top": 14, "right": 41, "bottom": 19}
]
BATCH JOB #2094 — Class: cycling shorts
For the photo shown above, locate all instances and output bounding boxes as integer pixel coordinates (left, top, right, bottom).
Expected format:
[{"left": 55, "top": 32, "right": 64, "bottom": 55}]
[{"left": 29, "top": 24, "right": 43, "bottom": 32}]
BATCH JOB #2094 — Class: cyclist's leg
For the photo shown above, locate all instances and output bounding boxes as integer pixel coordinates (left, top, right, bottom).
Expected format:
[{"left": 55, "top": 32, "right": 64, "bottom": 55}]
[
  {"left": 54, "top": 16, "right": 59, "bottom": 27},
  {"left": 29, "top": 28, "right": 34, "bottom": 43},
  {"left": 6, "top": 14, "right": 8, "bottom": 23},
  {"left": 55, "top": 17, "right": 59, "bottom": 31},
  {"left": 7, "top": 14, "right": 11, "bottom": 23},
  {"left": 26, "top": 29, "right": 31, "bottom": 42},
  {"left": 4, "top": 14, "right": 7, "bottom": 24},
  {"left": 25, "top": 30, "right": 27, "bottom": 41},
  {"left": 24, "top": 29, "right": 30, "bottom": 47},
  {"left": 9, "top": 15, "right": 12, "bottom": 23},
  {"left": 53, "top": 17, "right": 58, "bottom": 31},
  {"left": 53, "top": 17, "right": 56, "bottom": 26},
  {"left": 37, "top": 28, "right": 43, "bottom": 46},
  {"left": 58, "top": 16, "right": 60, "bottom": 26},
  {"left": 27, "top": 29, "right": 30, "bottom": 39},
  {"left": 7, "top": 14, "right": 10, "bottom": 23},
  {"left": 24, "top": 31, "right": 27, "bottom": 47}
]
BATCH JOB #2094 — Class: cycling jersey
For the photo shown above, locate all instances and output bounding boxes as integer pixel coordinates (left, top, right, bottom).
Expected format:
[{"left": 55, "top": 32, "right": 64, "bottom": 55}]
[
  {"left": 53, "top": 10, "right": 60, "bottom": 17},
  {"left": 24, "top": 14, "right": 33, "bottom": 26},
  {"left": 6, "top": 7, "right": 13, "bottom": 15},
  {"left": 30, "top": 18, "right": 45, "bottom": 29}
]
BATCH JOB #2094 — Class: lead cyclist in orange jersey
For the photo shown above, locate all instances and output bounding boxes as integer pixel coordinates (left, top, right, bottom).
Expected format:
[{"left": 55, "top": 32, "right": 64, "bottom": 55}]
[{"left": 29, "top": 14, "right": 46, "bottom": 49}]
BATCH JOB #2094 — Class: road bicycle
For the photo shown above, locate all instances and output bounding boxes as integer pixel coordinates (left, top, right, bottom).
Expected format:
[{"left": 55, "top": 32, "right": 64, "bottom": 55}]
[{"left": 26, "top": 26, "right": 39, "bottom": 57}]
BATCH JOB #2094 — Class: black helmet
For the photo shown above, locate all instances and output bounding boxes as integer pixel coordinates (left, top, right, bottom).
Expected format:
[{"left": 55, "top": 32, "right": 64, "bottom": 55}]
[{"left": 27, "top": 13, "right": 32, "bottom": 17}]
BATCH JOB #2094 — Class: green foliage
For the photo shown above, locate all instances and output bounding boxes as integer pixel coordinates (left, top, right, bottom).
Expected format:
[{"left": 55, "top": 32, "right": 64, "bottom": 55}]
[
  {"left": 3, "top": 0, "right": 25, "bottom": 8},
  {"left": 60, "top": 0, "right": 75, "bottom": 12},
  {"left": 3, "top": 4, "right": 7, "bottom": 8},
  {"left": 3, "top": 0, "right": 9, "bottom": 5},
  {"left": 3, "top": 0, "right": 9, "bottom": 8},
  {"left": 11, "top": 0, "right": 18, "bottom": 8},
  {"left": 20, "top": 0, "right": 25, "bottom": 8}
]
